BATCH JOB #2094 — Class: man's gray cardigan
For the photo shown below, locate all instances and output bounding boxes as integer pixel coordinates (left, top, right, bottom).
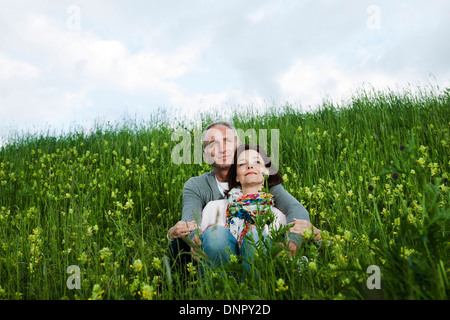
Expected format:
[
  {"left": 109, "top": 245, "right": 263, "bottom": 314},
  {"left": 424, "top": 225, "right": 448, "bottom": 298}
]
[{"left": 182, "top": 170, "right": 310, "bottom": 244}]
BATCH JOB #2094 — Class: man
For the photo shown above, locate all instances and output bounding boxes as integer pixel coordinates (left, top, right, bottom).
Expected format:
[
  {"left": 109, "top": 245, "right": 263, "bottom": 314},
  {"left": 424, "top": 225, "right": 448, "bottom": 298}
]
[{"left": 167, "top": 121, "right": 314, "bottom": 264}]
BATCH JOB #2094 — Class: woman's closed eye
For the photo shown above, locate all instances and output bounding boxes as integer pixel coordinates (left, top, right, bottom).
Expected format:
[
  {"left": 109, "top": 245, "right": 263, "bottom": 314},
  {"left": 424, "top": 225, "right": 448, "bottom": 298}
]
[{"left": 239, "top": 160, "right": 261, "bottom": 166}]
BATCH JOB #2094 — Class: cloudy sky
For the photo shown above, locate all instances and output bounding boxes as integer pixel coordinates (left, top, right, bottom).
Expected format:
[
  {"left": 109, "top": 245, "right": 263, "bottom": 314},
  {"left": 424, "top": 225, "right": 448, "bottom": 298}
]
[{"left": 1, "top": 0, "right": 449, "bottom": 145}]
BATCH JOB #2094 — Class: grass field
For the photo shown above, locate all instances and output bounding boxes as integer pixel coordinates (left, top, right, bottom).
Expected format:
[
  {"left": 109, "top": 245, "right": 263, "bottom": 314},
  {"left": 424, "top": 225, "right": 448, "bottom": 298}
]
[{"left": 0, "top": 85, "right": 449, "bottom": 300}]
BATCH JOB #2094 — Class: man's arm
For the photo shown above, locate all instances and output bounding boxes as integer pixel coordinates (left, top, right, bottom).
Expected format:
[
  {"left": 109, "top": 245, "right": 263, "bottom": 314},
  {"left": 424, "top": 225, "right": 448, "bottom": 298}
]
[
  {"left": 182, "top": 178, "right": 204, "bottom": 239},
  {"left": 270, "top": 184, "right": 310, "bottom": 245},
  {"left": 270, "top": 184, "right": 310, "bottom": 223}
]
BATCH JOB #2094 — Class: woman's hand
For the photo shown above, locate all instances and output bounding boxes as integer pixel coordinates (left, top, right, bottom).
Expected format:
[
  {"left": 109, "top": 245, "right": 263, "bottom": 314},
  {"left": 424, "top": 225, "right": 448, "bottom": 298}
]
[
  {"left": 167, "top": 221, "right": 198, "bottom": 240},
  {"left": 288, "top": 218, "right": 322, "bottom": 241}
]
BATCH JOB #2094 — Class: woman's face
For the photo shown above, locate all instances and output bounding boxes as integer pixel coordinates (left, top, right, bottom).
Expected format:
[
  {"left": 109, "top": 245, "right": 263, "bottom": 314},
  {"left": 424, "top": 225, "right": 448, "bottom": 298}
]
[{"left": 236, "top": 149, "right": 268, "bottom": 187}]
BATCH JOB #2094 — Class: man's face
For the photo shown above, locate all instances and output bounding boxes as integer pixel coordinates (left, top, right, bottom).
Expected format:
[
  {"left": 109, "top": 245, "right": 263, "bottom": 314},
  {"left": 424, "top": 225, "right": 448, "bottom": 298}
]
[{"left": 203, "top": 125, "right": 238, "bottom": 167}]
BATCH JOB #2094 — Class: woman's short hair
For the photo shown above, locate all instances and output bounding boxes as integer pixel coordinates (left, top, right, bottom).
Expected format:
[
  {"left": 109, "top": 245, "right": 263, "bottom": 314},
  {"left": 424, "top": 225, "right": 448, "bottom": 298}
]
[{"left": 225, "top": 144, "right": 283, "bottom": 196}]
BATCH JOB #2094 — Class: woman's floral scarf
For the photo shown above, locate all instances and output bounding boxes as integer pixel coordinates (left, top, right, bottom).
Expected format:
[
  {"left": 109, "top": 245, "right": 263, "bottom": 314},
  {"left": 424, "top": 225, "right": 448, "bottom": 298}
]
[{"left": 225, "top": 187, "right": 275, "bottom": 245}]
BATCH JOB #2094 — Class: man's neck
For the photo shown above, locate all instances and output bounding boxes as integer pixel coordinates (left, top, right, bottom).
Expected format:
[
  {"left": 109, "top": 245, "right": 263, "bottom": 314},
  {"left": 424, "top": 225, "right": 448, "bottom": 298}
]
[{"left": 213, "top": 166, "right": 230, "bottom": 182}]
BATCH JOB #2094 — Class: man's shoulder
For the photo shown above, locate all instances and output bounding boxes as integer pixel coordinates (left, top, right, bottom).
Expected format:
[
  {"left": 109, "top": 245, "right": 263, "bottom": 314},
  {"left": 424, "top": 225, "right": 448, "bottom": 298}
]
[
  {"left": 184, "top": 170, "right": 215, "bottom": 189},
  {"left": 269, "top": 183, "right": 285, "bottom": 193}
]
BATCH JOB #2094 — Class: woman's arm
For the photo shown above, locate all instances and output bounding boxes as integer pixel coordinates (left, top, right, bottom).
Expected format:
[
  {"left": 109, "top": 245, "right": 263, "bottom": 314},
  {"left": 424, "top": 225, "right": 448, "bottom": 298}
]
[{"left": 199, "top": 200, "right": 227, "bottom": 232}]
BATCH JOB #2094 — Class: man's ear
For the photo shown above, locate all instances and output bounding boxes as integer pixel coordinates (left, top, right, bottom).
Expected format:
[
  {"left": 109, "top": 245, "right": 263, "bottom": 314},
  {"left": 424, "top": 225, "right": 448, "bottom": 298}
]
[{"left": 203, "top": 150, "right": 214, "bottom": 164}]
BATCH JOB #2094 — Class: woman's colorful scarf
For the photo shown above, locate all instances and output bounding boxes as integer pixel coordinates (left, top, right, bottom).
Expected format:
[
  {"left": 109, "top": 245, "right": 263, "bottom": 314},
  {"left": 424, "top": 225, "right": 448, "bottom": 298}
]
[{"left": 225, "top": 187, "right": 275, "bottom": 245}]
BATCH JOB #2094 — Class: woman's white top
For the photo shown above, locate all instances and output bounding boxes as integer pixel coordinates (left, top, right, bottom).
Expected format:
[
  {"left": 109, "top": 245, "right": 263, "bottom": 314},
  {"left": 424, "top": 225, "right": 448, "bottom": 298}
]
[{"left": 200, "top": 199, "right": 287, "bottom": 236}]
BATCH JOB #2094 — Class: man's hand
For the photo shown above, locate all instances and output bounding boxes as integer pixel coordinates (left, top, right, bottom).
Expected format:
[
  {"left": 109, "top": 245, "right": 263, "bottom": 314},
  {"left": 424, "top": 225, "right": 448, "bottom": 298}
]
[
  {"left": 276, "top": 240, "right": 299, "bottom": 257},
  {"left": 167, "top": 221, "right": 198, "bottom": 240},
  {"left": 288, "top": 218, "right": 322, "bottom": 241},
  {"left": 190, "top": 234, "right": 203, "bottom": 262}
]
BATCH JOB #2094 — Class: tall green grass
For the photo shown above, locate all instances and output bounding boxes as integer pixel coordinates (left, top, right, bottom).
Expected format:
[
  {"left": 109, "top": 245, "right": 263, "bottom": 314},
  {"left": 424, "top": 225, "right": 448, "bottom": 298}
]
[{"left": 0, "top": 85, "right": 449, "bottom": 300}]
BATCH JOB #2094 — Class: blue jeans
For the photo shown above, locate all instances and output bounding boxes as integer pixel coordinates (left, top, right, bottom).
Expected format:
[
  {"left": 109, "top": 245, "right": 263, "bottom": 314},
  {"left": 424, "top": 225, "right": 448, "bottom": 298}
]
[{"left": 200, "top": 225, "right": 270, "bottom": 274}]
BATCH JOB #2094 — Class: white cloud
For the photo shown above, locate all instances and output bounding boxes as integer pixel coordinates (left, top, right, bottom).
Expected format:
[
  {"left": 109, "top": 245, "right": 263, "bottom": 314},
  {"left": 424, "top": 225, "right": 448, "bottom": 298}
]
[
  {"left": 0, "top": 87, "right": 91, "bottom": 124},
  {"left": 19, "top": 13, "right": 206, "bottom": 94},
  {"left": 0, "top": 54, "right": 40, "bottom": 80},
  {"left": 166, "top": 88, "right": 271, "bottom": 128},
  {"left": 0, "top": 9, "right": 211, "bottom": 130},
  {"left": 277, "top": 56, "right": 349, "bottom": 107},
  {"left": 277, "top": 54, "right": 412, "bottom": 108},
  {"left": 247, "top": 0, "right": 299, "bottom": 24}
]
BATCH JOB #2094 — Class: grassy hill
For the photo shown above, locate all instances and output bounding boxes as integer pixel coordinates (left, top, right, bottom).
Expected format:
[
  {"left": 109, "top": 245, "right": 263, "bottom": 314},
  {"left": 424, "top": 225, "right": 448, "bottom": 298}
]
[{"left": 0, "top": 85, "right": 449, "bottom": 300}]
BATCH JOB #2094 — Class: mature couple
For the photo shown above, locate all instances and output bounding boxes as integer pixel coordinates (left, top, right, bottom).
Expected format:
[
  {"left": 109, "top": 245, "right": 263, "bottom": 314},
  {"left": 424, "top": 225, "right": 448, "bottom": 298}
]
[{"left": 167, "top": 121, "right": 321, "bottom": 271}]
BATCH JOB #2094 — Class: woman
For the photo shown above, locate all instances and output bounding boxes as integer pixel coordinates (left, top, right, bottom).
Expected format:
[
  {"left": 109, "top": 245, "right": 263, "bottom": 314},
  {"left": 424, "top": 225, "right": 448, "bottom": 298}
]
[
  {"left": 200, "top": 144, "right": 285, "bottom": 239},
  {"left": 199, "top": 144, "right": 321, "bottom": 271}
]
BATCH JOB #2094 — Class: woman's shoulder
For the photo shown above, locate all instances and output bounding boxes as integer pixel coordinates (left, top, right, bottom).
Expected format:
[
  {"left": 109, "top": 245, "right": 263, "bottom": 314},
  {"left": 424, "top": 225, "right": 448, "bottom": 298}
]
[
  {"left": 201, "top": 199, "right": 227, "bottom": 231},
  {"left": 203, "top": 199, "right": 228, "bottom": 211},
  {"left": 269, "top": 206, "right": 287, "bottom": 226}
]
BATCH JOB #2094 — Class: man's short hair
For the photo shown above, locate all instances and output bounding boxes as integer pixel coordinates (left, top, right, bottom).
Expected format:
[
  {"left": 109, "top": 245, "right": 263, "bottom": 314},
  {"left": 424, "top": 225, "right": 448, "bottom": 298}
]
[{"left": 202, "top": 121, "right": 240, "bottom": 148}]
